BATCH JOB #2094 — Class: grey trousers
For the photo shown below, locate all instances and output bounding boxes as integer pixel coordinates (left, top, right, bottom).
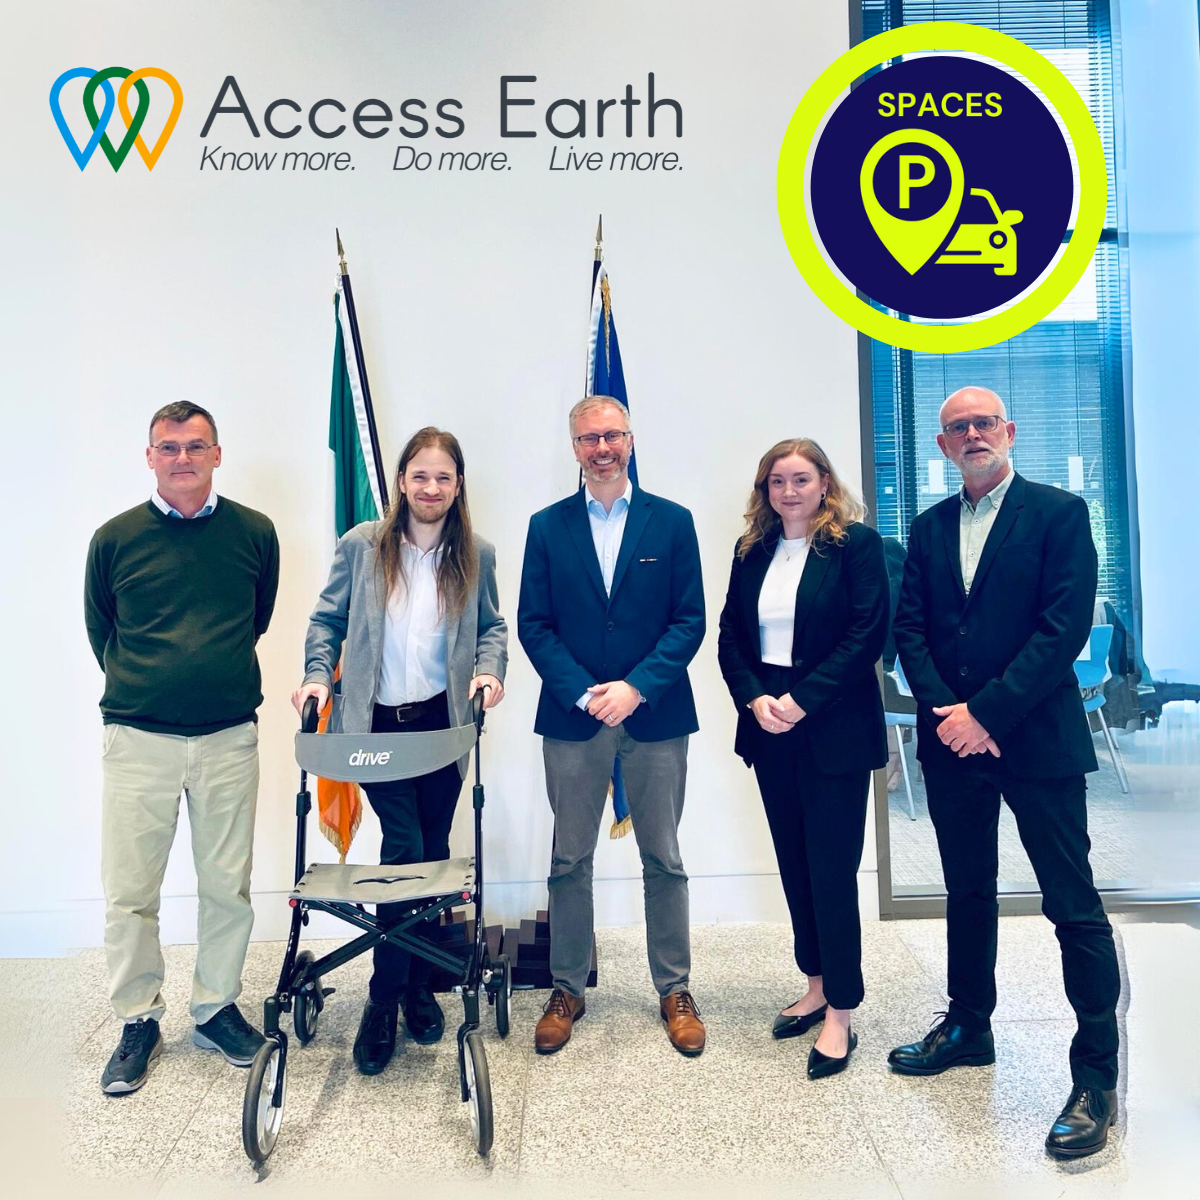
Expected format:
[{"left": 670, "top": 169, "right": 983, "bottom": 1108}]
[{"left": 543, "top": 726, "right": 691, "bottom": 998}]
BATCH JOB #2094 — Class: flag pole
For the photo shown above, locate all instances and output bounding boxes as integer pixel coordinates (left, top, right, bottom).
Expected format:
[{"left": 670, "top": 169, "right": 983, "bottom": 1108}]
[{"left": 336, "top": 229, "right": 390, "bottom": 511}]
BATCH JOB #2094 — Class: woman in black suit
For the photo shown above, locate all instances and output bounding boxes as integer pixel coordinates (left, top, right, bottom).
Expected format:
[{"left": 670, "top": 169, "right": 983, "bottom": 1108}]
[{"left": 718, "top": 438, "right": 889, "bottom": 1079}]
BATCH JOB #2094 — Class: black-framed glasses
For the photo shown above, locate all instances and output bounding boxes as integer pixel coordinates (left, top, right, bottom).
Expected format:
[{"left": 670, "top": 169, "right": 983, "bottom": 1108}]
[
  {"left": 941, "top": 415, "right": 1005, "bottom": 439},
  {"left": 151, "top": 440, "right": 216, "bottom": 457},
  {"left": 573, "top": 430, "right": 631, "bottom": 448}
]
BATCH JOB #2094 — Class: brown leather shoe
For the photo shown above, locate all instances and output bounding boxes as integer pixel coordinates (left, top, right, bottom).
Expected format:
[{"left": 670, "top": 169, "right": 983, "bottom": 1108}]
[
  {"left": 534, "top": 988, "right": 585, "bottom": 1054},
  {"left": 661, "top": 990, "right": 706, "bottom": 1056}
]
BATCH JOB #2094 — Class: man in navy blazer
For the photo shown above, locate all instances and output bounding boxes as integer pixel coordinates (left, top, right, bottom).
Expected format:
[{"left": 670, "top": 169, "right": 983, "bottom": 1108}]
[
  {"left": 890, "top": 386, "right": 1120, "bottom": 1160},
  {"left": 518, "top": 396, "right": 706, "bottom": 1056}
]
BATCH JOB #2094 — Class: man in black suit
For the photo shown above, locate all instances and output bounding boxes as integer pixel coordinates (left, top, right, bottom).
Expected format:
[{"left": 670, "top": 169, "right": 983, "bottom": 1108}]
[
  {"left": 518, "top": 396, "right": 707, "bottom": 1056},
  {"left": 890, "top": 386, "right": 1120, "bottom": 1159}
]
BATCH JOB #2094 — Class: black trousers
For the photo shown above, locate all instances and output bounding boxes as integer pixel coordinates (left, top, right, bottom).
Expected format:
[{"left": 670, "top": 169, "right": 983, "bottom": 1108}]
[
  {"left": 750, "top": 677, "right": 870, "bottom": 1010},
  {"left": 924, "top": 761, "right": 1120, "bottom": 1089},
  {"left": 362, "top": 693, "right": 464, "bottom": 1004}
]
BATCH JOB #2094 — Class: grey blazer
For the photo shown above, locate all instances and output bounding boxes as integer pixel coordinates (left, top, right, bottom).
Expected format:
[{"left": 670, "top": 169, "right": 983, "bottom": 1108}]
[{"left": 302, "top": 521, "right": 508, "bottom": 776}]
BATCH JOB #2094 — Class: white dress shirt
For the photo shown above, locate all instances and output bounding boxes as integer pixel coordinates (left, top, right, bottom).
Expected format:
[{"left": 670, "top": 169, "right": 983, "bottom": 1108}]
[
  {"left": 576, "top": 479, "right": 640, "bottom": 711},
  {"left": 376, "top": 541, "right": 449, "bottom": 706},
  {"left": 152, "top": 488, "right": 217, "bottom": 518},
  {"left": 959, "top": 469, "right": 1014, "bottom": 592},
  {"left": 758, "top": 535, "right": 810, "bottom": 665}
]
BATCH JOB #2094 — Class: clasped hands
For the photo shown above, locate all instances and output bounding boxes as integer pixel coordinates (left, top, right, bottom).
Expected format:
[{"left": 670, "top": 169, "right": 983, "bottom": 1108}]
[
  {"left": 750, "top": 693, "right": 806, "bottom": 734},
  {"left": 932, "top": 702, "right": 1000, "bottom": 758},
  {"left": 586, "top": 679, "right": 642, "bottom": 726}
]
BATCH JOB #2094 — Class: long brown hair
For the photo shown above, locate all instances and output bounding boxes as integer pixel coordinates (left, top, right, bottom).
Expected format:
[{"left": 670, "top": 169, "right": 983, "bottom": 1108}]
[
  {"left": 376, "top": 427, "right": 477, "bottom": 615},
  {"left": 737, "top": 437, "right": 865, "bottom": 559}
]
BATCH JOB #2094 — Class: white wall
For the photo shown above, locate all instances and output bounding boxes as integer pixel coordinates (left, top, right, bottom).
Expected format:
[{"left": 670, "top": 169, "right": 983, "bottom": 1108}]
[{"left": 0, "top": 0, "right": 867, "bottom": 956}]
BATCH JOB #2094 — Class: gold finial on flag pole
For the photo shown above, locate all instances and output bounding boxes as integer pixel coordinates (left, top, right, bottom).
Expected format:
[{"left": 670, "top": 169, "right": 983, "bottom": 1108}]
[
  {"left": 594, "top": 214, "right": 603, "bottom": 262},
  {"left": 336, "top": 228, "right": 348, "bottom": 276}
]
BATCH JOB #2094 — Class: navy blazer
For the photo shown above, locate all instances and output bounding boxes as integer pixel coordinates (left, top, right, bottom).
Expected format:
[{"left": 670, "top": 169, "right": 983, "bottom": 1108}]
[
  {"left": 717, "top": 522, "right": 890, "bottom": 774},
  {"left": 517, "top": 486, "right": 705, "bottom": 742},
  {"left": 893, "top": 472, "right": 1099, "bottom": 778}
]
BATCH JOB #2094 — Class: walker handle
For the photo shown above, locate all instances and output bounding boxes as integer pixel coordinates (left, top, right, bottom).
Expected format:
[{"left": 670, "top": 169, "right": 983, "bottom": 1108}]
[
  {"left": 473, "top": 686, "right": 488, "bottom": 733},
  {"left": 301, "top": 696, "right": 320, "bottom": 734}
]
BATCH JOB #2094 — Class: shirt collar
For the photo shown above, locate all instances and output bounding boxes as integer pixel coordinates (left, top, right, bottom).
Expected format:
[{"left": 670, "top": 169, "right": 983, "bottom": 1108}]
[
  {"left": 960, "top": 468, "right": 1014, "bottom": 513},
  {"left": 585, "top": 478, "right": 633, "bottom": 517},
  {"left": 152, "top": 488, "right": 217, "bottom": 519}
]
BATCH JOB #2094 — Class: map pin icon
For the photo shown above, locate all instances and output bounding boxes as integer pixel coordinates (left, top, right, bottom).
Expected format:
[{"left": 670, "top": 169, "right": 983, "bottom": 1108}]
[{"left": 860, "top": 129, "right": 964, "bottom": 275}]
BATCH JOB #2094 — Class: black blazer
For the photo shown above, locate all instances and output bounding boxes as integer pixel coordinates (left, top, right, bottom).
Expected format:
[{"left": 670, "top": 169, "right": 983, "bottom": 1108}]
[
  {"left": 717, "top": 521, "right": 889, "bottom": 774},
  {"left": 893, "top": 472, "right": 1098, "bottom": 779},
  {"left": 517, "top": 486, "right": 705, "bottom": 742}
]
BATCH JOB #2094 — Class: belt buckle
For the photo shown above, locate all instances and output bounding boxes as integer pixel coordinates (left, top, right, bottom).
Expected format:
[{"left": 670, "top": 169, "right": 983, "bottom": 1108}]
[{"left": 394, "top": 702, "right": 419, "bottom": 724}]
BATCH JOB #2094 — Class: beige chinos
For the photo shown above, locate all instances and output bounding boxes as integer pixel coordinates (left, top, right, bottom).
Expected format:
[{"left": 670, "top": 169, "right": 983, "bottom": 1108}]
[{"left": 101, "top": 720, "right": 259, "bottom": 1025}]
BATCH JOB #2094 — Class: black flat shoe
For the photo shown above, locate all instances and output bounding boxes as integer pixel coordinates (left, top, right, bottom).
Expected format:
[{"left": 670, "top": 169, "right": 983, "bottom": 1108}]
[
  {"left": 807, "top": 1028, "right": 857, "bottom": 1079},
  {"left": 888, "top": 1014, "right": 995, "bottom": 1075},
  {"left": 772, "top": 1002, "right": 828, "bottom": 1039},
  {"left": 1045, "top": 1085, "right": 1117, "bottom": 1159},
  {"left": 353, "top": 1000, "right": 398, "bottom": 1075},
  {"left": 402, "top": 986, "right": 445, "bottom": 1045}
]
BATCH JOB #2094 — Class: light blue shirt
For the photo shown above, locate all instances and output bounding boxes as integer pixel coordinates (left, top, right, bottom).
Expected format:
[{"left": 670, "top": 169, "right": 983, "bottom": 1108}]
[
  {"left": 152, "top": 488, "right": 217, "bottom": 519},
  {"left": 575, "top": 479, "right": 636, "bottom": 711}
]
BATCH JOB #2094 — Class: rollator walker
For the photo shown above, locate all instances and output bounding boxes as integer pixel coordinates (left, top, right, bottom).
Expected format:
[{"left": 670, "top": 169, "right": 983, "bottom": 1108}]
[{"left": 241, "top": 690, "right": 510, "bottom": 1165}]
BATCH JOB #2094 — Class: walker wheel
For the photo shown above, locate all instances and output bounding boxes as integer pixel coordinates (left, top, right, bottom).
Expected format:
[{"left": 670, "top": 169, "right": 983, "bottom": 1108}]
[
  {"left": 242, "top": 1039, "right": 286, "bottom": 1167},
  {"left": 462, "top": 1030, "right": 493, "bottom": 1156},
  {"left": 291, "top": 951, "right": 320, "bottom": 1045},
  {"left": 493, "top": 954, "right": 512, "bottom": 1039}
]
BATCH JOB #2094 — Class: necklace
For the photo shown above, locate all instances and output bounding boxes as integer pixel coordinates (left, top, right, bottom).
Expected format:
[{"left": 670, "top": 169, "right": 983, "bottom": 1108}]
[{"left": 780, "top": 536, "right": 807, "bottom": 563}]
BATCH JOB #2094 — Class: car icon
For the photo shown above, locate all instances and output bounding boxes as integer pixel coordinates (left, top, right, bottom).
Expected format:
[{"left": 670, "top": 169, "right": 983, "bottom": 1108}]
[{"left": 935, "top": 188, "right": 1024, "bottom": 276}]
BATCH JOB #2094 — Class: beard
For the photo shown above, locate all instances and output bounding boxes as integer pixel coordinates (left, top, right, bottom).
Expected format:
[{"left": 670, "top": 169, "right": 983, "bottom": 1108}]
[
  {"left": 958, "top": 445, "right": 1007, "bottom": 477},
  {"left": 409, "top": 497, "right": 453, "bottom": 524},
  {"left": 580, "top": 449, "right": 630, "bottom": 484}
]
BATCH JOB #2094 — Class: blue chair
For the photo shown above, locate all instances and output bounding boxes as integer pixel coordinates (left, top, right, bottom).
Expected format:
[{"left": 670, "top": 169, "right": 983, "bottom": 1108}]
[
  {"left": 886, "top": 659, "right": 918, "bottom": 820},
  {"left": 1074, "top": 624, "right": 1130, "bottom": 794}
]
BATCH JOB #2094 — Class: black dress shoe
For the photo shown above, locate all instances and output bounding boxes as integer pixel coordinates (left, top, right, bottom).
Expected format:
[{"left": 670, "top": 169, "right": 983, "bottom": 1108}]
[
  {"left": 402, "top": 986, "right": 445, "bottom": 1044},
  {"left": 353, "top": 1000, "right": 398, "bottom": 1075},
  {"left": 807, "top": 1028, "right": 857, "bottom": 1079},
  {"left": 888, "top": 1014, "right": 995, "bottom": 1075},
  {"left": 772, "top": 1002, "right": 828, "bottom": 1039},
  {"left": 1045, "top": 1085, "right": 1117, "bottom": 1159}
]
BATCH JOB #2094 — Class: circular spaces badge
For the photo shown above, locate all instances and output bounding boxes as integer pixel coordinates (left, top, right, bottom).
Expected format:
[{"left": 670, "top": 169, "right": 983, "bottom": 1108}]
[{"left": 777, "top": 24, "right": 1107, "bottom": 353}]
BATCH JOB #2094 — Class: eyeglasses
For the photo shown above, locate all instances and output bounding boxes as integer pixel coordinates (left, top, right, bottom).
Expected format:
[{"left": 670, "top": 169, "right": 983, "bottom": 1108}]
[
  {"left": 941, "top": 415, "right": 1005, "bottom": 439},
  {"left": 151, "top": 441, "right": 216, "bottom": 457},
  {"left": 573, "top": 431, "right": 631, "bottom": 448}
]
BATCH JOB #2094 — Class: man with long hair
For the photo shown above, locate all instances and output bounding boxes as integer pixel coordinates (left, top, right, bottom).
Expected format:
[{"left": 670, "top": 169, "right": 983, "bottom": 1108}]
[
  {"left": 518, "top": 396, "right": 707, "bottom": 1056},
  {"left": 294, "top": 427, "right": 507, "bottom": 1074}
]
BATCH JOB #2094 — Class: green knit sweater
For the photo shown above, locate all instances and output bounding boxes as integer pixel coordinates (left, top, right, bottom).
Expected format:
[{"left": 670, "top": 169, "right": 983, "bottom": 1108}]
[{"left": 85, "top": 499, "right": 280, "bottom": 735}]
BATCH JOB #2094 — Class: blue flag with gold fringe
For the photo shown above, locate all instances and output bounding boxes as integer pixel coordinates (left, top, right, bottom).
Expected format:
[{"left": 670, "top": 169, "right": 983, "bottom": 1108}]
[{"left": 585, "top": 231, "right": 635, "bottom": 838}]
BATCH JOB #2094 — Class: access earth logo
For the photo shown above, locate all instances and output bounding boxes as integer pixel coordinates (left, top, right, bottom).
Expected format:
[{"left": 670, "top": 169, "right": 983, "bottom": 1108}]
[
  {"left": 776, "top": 24, "right": 1106, "bottom": 352},
  {"left": 50, "top": 67, "right": 183, "bottom": 171}
]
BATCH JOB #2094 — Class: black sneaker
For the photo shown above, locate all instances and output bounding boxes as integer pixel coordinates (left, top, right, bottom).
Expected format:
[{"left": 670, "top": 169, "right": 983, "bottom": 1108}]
[
  {"left": 402, "top": 986, "right": 445, "bottom": 1044},
  {"left": 100, "top": 1018, "right": 163, "bottom": 1094},
  {"left": 192, "top": 1004, "right": 265, "bottom": 1066}
]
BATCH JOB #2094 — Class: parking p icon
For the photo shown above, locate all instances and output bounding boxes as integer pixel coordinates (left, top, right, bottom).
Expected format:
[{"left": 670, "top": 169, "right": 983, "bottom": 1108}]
[{"left": 860, "top": 129, "right": 964, "bottom": 275}]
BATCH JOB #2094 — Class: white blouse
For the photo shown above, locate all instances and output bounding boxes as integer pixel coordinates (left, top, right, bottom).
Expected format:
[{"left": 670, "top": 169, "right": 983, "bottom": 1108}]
[
  {"left": 376, "top": 542, "right": 449, "bottom": 705},
  {"left": 758, "top": 536, "right": 810, "bottom": 666}
]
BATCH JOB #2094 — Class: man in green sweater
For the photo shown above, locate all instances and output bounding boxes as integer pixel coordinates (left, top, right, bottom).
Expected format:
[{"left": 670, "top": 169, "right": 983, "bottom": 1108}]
[{"left": 85, "top": 401, "right": 280, "bottom": 1095}]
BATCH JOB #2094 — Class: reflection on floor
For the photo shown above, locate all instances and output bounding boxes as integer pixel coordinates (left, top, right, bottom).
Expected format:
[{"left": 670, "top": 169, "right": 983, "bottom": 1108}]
[
  {"left": 9, "top": 913, "right": 1199, "bottom": 1198},
  {"left": 886, "top": 700, "right": 1200, "bottom": 895}
]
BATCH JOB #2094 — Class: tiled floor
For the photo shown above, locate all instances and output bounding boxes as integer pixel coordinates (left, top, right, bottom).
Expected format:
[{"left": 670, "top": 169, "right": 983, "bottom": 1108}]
[{"left": 7, "top": 912, "right": 1200, "bottom": 1199}]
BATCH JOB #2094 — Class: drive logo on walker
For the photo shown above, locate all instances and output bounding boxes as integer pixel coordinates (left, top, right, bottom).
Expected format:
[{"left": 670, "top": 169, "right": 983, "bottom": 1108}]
[
  {"left": 49, "top": 67, "right": 183, "bottom": 171},
  {"left": 776, "top": 23, "right": 1107, "bottom": 353},
  {"left": 348, "top": 748, "right": 392, "bottom": 768}
]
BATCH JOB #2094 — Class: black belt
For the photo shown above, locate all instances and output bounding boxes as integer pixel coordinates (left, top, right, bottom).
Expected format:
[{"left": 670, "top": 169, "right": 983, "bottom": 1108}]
[{"left": 378, "top": 692, "right": 447, "bottom": 725}]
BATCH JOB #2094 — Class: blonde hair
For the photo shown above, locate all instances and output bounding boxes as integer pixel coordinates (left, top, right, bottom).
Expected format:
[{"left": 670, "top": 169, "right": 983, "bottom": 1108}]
[
  {"left": 737, "top": 438, "right": 865, "bottom": 559},
  {"left": 568, "top": 395, "right": 631, "bottom": 436}
]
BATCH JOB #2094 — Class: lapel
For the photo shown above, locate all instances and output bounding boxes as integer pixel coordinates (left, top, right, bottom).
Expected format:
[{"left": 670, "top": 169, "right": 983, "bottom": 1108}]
[
  {"left": 363, "top": 541, "right": 385, "bottom": 677},
  {"left": 936, "top": 495, "right": 967, "bottom": 601},
  {"left": 562, "top": 488, "right": 609, "bottom": 605},
  {"left": 608, "top": 488, "right": 652, "bottom": 603},
  {"left": 740, "top": 536, "right": 774, "bottom": 647},
  {"left": 964, "top": 472, "right": 1025, "bottom": 603},
  {"left": 792, "top": 538, "right": 833, "bottom": 644}
]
